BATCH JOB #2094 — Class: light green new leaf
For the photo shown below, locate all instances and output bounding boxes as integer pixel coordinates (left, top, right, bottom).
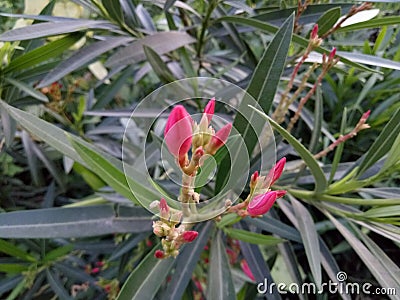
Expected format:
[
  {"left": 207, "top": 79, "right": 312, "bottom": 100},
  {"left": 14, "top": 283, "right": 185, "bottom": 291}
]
[
  {"left": 42, "top": 245, "right": 74, "bottom": 263},
  {"left": 4, "top": 34, "right": 82, "bottom": 74},
  {"left": 4, "top": 78, "right": 48, "bottom": 102},
  {"left": 362, "top": 205, "right": 400, "bottom": 218},
  {"left": 224, "top": 228, "right": 284, "bottom": 246},
  {"left": 357, "top": 107, "right": 400, "bottom": 177},
  {"left": 0, "top": 240, "right": 36, "bottom": 262},
  {"left": 250, "top": 106, "right": 328, "bottom": 194},
  {"left": 116, "top": 246, "right": 175, "bottom": 300},
  {"left": 290, "top": 196, "right": 322, "bottom": 289},
  {"left": 207, "top": 231, "right": 235, "bottom": 300}
]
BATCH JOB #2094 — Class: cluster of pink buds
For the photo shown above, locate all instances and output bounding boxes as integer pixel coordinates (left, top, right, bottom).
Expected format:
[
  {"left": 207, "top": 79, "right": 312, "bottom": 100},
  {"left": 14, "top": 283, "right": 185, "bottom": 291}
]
[
  {"left": 151, "top": 199, "right": 198, "bottom": 259},
  {"left": 310, "top": 24, "right": 323, "bottom": 47},
  {"left": 164, "top": 98, "right": 232, "bottom": 174},
  {"left": 246, "top": 158, "right": 287, "bottom": 216}
]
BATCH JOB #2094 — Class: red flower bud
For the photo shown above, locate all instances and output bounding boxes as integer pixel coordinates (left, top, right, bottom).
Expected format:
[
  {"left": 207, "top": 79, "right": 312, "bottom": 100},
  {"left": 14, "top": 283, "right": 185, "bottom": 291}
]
[
  {"left": 182, "top": 230, "right": 198, "bottom": 243},
  {"left": 204, "top": 97, "right": 216, "bottom": 123},
  {"left": 159, "top": 198, "right": 169, "bottom": 219},
  {"left": 155, "top": 250, "right": 165, "bottom": 259},
  {"left": 247, "top": 191, "right": 277, "bottom": 216},
  {"left": 164, "top": 105, "right": 193, "bottom": 158},
  {"left": 329, "top": 47, "right": 337, "bottom": 61},
  {"left": 311, "top": 24, "right": 319, "bottom": 39}
]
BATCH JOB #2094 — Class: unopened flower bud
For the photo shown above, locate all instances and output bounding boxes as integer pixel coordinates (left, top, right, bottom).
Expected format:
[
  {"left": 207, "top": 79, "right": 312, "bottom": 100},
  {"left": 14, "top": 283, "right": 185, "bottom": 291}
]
[
  {"left": 250, "top": 171, "right": 259, "bottom": 189},
  {"left": 329, "top": 47, "right": 337, "bottom": 61},
  {"left": 159, "top": 198, "right": 169, "bottom": 219},
  {"left": 247, "top": 191, "right": 277, "bottom": 216},
  {"left": 204, "top": 97, "right": 215, "bottom": 123},
  {"left": 206, "top": 123, "right": 232, "bottom": 155},
  {"left": 155, "top": 250, "right": 165, "bottom": 259},
  {"left": 164, "top": 105, "right": 193, "bottom": 159},
  {"left": 270, "top": 157, "right": 286, "bottom": 186},
  {"left": 311, "top": 24, "right": 318, "bottom": 39},
  {"left": 182, "top": 231, "right": 198, "bottom": 243}
]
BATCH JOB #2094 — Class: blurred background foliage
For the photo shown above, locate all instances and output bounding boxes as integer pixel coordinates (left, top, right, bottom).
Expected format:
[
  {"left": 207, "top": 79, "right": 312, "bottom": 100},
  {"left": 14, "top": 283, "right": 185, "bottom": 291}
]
[{"left": 0, "top": 0, "right": 399, "bottom": 299}]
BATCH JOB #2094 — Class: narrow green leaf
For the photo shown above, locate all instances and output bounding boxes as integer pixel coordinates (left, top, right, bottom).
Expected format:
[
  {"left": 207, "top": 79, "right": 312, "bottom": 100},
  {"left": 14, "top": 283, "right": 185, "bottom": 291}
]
[
  {"left": 326, "top": 212, "right": 399, "bottom": 298},
  {"left": 224, "top": 228, "right": 284, "bottom": 246},
  {"left": 42, "top": 245, "right": 74, "bottom": 263},
  {"left": 381, "top": 131, "right": 400, "bottom": 173},
  {"left": 37, "top": 37, "right": 133, "bottom": 88},
  {"left": 102, "top": 0, "right": 123, "bottom": 23},
  {"left": 70, "top": 136, "right": 160, "bottom": 206},
  {"left": 164, "top": 222, "right": 213, "bottom": 300},
  {"left": 316, "top": 7, "right": 341, "bottom": 36},
  {"left": 143, "top": 45, "right": 176, "bottom": 83},
  {"left": 338, "top": 16, "right": 400, "bottom": 32},
  {"left": 216, "top": 14, "right": 294, "bottom": 192},
  {"left": 164, "top": 0, "right": 177, "bottom": 10},
  {"left": 250, "top": 105, "right": 328, "bottom": 194},
  {"left": 357, "top": 107, "right": 400, "bottom": 176},
  {"left": 4, "top": 78, "right": 48, "bottom": 102},
  {"left": 0, "top": 20, "right": 115, "bottom": 41},
  {"left": 4, "top": 34, "right": 82, "bottom": 74},
  {"left": 0, "top": 240, "right": 36, "bottom": 262},
  {"left": 0, "top": 264, "right": 29, "bottom": 274},
  {"left": 106, "top": 31, "right": 196, "bottom": 68},
  {"left": 218, "top": 16, "right": 377, "bottom": 73},
  {"left": 290, "top": 196, "right": 322, "bottom": 288},
  {"left": 362, "top": 205, "right": 400, "bottom": 218},
  {"left": 0, "top": 205, "right": 152, "bottom": 238},
  {"left": 337, "top": 51, "right": 400, "bottom": 71},
  {"left": 207, "top": 231, "right": 235, "bottom": 300},
  {"left": 116, "top": 246, "right": 175, "bottom": 300},
  {"left": 46, "top": 269, "right": 73, "bottom": 300}
]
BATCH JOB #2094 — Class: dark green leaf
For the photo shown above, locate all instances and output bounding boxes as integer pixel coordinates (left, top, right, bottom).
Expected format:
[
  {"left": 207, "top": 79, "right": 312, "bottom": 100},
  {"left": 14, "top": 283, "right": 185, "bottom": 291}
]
[
  {"left": 116, "top": 246, "right": 175, "bottom": 300},
  {"left": 37, "top": 37, "right": 133, "bottom": 88},
  {"left": 4, "top": 78, "right": 48, "bottom": 102},
  {"left": 316, "top": 7, "right": 341, "bottom": 36},
  {"left": 46, "top": 269, "right": 74, "bottom": 300},
  {"left": 143, "top": 45, "right": 176, "bottom": 83},
  {"left": 0, "top": 20, "right": 116, "bottom": 41},
  {"left": 0, "top": 240, "right": 36, "bottom": 262},
  {"left": 164, "top": 222, "right": 213, "bottom": 300},
  {"left": 0, "top": 205, "right": 152, "bottom": 238},
  {"left": 207, "top": 231, "right": 235, "bottom": 300},
  {"left": 105, "top": 31, "right": 196, "bottom": 68}
]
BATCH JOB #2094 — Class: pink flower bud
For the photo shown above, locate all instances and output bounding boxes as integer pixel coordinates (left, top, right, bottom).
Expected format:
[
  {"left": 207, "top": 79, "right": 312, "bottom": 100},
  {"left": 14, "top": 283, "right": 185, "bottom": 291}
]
[
  {"left": 164, "top": 105, "right": 193, "bottom": 158},
  {"left": 91, "top": 267, "right": 100, "bottom": 274},
  {"left": 275, "top": 190, "right": 287, "bottom": 198},
  {"left": 250, "top": 171, "right": 259, "bottom": 189},
  {"left": 362, "top": 109, "right": 371, "bottom": 120},
  {"left": 271, "top": 157, "right": 286, "bottom": 185},
  {"left": 204, "top": 97, "right": 215, "bottom": 123},
  {"left": 182, "top": 231, "right": 198, "bottom": 243},
  {"left": 311, "top": 24, "right": 318, "bottom": 39},
  {"left": 159, "top": 198, "right": 169, "bottom": 219},
  {"left": 154, "top": 250, "right": 165, "bottom": 259},
  {"left": 240, "top": 259, "right": 255, "bottom": 281},
  {"left": 247, "top": 191, "right": 277, "bottom": 216},
  {"left": 329, "top": 47, "right": 337, "bottom": 61},
  {"left": 206, "top": 123, "right": 232, "bottom": 154}
]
